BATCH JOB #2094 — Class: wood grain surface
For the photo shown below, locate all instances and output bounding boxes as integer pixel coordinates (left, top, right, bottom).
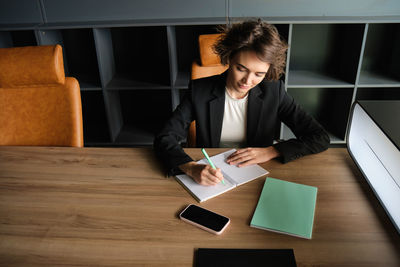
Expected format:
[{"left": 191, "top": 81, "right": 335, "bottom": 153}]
[{"left": 0, "top": 147, "right": 399, "bottom": 266}]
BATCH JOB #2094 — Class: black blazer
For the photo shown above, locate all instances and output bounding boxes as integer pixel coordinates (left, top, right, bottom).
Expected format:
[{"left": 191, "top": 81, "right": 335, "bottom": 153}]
[{"left": 154, "top": 72, "right": 330, "bottom": 174}]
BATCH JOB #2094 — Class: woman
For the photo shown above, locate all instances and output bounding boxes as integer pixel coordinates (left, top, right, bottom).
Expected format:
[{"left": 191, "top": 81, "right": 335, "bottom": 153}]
[{"left": 154, "top": 19, "right": 330, "bottom": 186}]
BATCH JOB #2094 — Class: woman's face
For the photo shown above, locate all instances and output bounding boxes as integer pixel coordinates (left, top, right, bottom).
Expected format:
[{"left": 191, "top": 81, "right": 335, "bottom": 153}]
[{"left": 226, "top": 50, "right": 270, "bottom": 99}]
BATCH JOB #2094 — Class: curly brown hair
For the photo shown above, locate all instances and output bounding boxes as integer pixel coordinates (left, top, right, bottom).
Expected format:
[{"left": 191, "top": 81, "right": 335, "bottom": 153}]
[{"left": 213, "top": 19, "right": 288, "bottom": 80}]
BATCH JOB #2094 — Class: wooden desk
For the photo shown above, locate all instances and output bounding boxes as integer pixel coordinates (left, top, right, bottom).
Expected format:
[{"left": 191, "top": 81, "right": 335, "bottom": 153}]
[{"left": 0, "top": 147, "right": 399, "bottom": 266}]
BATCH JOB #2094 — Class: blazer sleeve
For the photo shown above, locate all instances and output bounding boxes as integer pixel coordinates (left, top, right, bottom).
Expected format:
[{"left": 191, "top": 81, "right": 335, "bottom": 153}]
[
  {"left": 272, "top": 80, "right": 330, "bottom": 163},
  {"left": 153, "top": 89, "right": 194, "bottom": 175}
]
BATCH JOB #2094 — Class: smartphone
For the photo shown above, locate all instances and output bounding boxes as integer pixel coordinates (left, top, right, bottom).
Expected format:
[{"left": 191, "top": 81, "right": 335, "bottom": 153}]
[{"left": 179, "top": 204, "right": 230, "bottom": 235}]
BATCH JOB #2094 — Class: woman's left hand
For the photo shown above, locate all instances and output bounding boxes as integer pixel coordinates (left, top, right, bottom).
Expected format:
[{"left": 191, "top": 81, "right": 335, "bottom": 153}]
[{"left": 226, "top": 146, "right": 280, "bottom": 167}]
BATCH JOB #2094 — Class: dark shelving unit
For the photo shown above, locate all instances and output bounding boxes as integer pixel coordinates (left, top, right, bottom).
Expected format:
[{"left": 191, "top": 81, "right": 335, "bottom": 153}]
[
  {"left": 106, "top": 27, "right": 171, "bottom": 90},
  {"left": 1, "top": 6, "right": 399, "bottom": 146},
  {"left": 80, "top": 91, "right": 111, "bottom": 145},
  {"left": 283, "top": 87, "right": 353, "bottom": 143},
  {"left": 0, "top": 30, "right": 37, "bottom": 48},
  {"left": 114, "top": 90, "right": 172, "bottom": 146},
  {"left": 356, "top": 87, "right": 400, "bottom": 101},
  {"left": 358, "top": 23, "right": 400, "bottom": 87},
  {"left": 61, "top": 29, "right": 101, "bottom": 90},
  {"left": 288, "top": 24, "right": 364, "bottom": 88}
]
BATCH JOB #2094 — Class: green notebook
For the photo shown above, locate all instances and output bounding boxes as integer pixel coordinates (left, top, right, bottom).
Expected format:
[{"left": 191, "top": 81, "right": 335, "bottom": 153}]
[{"left": 250, "top": 177, "right": 317, "bottom": 239}]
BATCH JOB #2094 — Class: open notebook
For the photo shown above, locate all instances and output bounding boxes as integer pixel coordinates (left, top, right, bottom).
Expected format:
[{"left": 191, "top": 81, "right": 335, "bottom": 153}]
[{"left": 176, "top": 149, "right": 269, "bottom": 202}]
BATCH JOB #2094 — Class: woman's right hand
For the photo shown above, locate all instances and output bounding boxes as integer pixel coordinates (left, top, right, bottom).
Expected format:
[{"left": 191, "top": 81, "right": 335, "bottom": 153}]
[{"left": 179, "top": 161, "right": 224, "bottom": 186}]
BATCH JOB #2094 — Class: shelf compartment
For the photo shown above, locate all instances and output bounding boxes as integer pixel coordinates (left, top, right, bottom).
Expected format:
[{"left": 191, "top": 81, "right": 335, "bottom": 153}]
[
  {"left": 81, "top": 91, "right": 111, "bottom": 145},
  {"left": 358, "top": 71, "right": 400, "bottom": 87},
  {"left": 173, "top": 25, "right": 221, "bottom": 89},
  {"left": 114, "top": 90, "right": 172, "bottom": 145},
  {"left": 287, "top": 70, "right": 354, "bottom": 88},
  {"left": 105, "top": 73, "right": 170, "bottom": 90},
  {"left": 358, "top": 24, "right": 400, "bottom": 86},
  {"left": 60, "top": 29, "right": 101, "bottom": 90},
  {"left": 105, "top": 27, "right": 170, "bottom": 89},
  {"left": 356, "top": 87, "right": 400, "bottom": 101},
  {"left": 0, "top": 30, "right": 37, "bottom": 48},
  {"left": 274, "top": 24, "right": 290, "bottom": 44},
  {"left": 174, "top": 71, "right": 191, "bottom": 89},
  {"left": 283, "top": 87, "right": 354, "bottom": 143},
  {"left": 281, "top": 124, "right": 344, "bottom": 144},
  {"left": 272, "top": 24, "right": 290, "bottom": 84},
  {"left": 0, "top": 32, "right": 12, "bottom": 48},
  {"left": 288, "top": 24, "right": 364, "bottom": 87}
]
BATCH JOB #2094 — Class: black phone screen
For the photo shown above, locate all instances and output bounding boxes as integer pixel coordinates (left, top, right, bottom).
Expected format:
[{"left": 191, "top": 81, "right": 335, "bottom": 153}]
[{"left": 180, "top": 205, "right": 229, "bottom": 232}]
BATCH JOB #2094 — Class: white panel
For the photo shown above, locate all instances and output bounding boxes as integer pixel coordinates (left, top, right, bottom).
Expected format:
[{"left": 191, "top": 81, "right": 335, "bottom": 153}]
[{"left": 348, "top": 104, "right": 400, "bottom": 233}]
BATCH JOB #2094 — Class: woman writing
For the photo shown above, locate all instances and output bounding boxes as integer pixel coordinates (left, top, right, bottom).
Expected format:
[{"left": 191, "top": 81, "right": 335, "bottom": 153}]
[{"left": 154, "top": 19, "right": 330, "bottom": 185}]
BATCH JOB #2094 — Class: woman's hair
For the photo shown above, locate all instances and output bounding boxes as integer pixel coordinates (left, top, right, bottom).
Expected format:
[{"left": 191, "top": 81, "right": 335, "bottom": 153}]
[{"left": 214, "top": 19, "right": 288, "bottom": 80}]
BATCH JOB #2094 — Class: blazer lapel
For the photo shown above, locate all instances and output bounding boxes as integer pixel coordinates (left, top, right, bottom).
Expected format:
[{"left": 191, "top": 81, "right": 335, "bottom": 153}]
[
  {"left": 247, "top": 85, "right": 263, "bottom": 146},
  {"left": 209, "top": 76, "right": 226, "bottom": 147}
]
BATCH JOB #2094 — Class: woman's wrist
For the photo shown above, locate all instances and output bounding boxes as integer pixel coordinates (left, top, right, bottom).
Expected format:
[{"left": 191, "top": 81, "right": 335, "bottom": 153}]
[
  {"left": 266, "top": 146, "right": 281, "bottom": 160},
  {"left": 178, "top": 161, "right": 196, "bottom": 176}
]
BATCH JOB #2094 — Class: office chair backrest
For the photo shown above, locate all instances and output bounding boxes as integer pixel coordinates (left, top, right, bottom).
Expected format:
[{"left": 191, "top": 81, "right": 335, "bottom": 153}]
[
  {"left": 0, "top": 45, "right": 84, "bottom": 147},
  {"left": 188, "top": 34, "right": 228, "bottom": 147},
  {"left": 191, "top": 33, "right": 228, "bottom": 80}
]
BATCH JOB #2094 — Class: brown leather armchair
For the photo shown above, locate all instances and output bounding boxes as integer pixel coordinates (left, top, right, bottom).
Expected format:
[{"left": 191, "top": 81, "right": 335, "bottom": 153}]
[
  {"left": 187, "top": 33, "right": 228, "bottom": 147},
  {"left": 0, "top": 45, "right": 84, "bottom": 147}
]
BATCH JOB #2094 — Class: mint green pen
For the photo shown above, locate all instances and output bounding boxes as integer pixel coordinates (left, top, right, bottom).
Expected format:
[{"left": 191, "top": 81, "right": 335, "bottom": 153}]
[{"left": 201, "top": 148, "right": 225, "bottom": 185}]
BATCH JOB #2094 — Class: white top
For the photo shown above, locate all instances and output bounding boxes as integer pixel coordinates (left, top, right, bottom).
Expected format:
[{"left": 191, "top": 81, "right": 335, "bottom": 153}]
[{"left": 220, "top": 89, "right": 248, "bottom": 148}]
